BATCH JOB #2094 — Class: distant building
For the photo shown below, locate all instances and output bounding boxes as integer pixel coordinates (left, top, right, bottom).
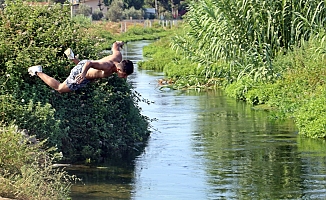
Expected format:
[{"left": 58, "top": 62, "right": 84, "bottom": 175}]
[
  {"left": 70, "top": 0, "right": 80, "bottom": 5},
  {"left": 144, "top": 8, "right": 156, "bottom": 19},
  {"left": 71, "top": 0, "right": 108, "bottom": 14}
]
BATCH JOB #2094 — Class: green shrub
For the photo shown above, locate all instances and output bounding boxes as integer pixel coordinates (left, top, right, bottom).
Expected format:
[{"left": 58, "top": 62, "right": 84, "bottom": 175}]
[
  {"left": 295, "top": 95, "right": 326, "bottom": 138},
  {"left": 244, "top": 83, "right": 272, "bottom": 106},
  {"left": 0, "top": 94, "right": 64, "bottom": 149},
  {"left": 0, "top": 0, "right": 150, "bottom": 162},
  {"left": 0, "top": 124, "right": 75, "bottom": 200},
  {"left": 73, "top": 14, "right": 92, "bottom": 27},
  {"left": 48, "top": 76, "right": 151, "bottom": 161},
  {"left": 244, "top": 32, "right": 326, "bottom": 137},
  {"left": 225, "top": 77, "right": 255, "bottom": 101}
]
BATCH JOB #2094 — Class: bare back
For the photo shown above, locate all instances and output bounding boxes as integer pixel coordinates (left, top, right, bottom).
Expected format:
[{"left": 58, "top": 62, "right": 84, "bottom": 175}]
[
  {"left": 85, "top": 61, "right": 115, "bottom": 79},
  {"left": 84, "top": 41, "right": 124, "bottom": 80}
]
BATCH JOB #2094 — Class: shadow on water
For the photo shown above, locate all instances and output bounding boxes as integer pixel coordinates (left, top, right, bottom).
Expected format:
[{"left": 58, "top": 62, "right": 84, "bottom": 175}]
[{"left": 69, "top": 40, "right": 326, "bottom": 200}]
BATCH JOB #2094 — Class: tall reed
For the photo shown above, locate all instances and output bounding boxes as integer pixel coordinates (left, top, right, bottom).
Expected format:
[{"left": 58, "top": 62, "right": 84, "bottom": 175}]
[{"left": 172, "top": 0, "right": 326, "bottom": 82}]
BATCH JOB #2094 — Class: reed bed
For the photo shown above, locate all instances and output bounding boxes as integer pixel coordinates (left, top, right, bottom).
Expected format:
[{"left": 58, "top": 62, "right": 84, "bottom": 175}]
[{"left": 172, "top": 0, "right": 326, "bottom": 82}]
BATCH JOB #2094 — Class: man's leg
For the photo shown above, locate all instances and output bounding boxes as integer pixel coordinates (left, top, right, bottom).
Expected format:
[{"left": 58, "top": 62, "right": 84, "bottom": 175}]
[
  {"left": 71, "top": 58, "right": 80, "bottom": 65},
  {"left": 37, "top": 72, "right": 71, "bottom": 93},
  {"left": 28, "top": 65, "right": 71, "bottom": 93}
]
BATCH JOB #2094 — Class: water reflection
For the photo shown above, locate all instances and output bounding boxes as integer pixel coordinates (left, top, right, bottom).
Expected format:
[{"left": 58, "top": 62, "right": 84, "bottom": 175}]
[
  {"left": 70, "top": 41, "right": 326, "bottom": 200},
  {"left": 70, "top": 166, "right": 133, "bottom": 199},
  {"left": 192, "top": 90, "right": 326, "bottom": 199}
]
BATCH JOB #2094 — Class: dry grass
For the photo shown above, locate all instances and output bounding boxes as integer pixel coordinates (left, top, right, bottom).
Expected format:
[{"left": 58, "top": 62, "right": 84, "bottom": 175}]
[{"left": 92, "top": 21, "right": 147, "bottom": 35}]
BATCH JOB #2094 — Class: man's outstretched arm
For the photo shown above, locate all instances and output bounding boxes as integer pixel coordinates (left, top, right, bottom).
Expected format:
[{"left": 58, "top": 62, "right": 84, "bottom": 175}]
[
  {"left": 110, "top": 41, "right": 124, "bottom": 63},
  {"left": 112, "top": 41, "right": 124, "bottom": 51},
  {"left": 64, "top": 48, "right": 80, "bottom": 64}
]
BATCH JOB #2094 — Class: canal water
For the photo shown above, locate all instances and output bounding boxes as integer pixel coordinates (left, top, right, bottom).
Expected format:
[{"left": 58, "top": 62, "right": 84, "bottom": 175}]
[{"left": 70, "top": 40, "right": 326, "bottom": 199}]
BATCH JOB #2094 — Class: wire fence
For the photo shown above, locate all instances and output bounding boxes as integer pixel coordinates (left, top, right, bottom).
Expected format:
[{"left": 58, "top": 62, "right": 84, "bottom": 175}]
[{"left": 120, "top": 19, "right": 182, "bottom": 32}]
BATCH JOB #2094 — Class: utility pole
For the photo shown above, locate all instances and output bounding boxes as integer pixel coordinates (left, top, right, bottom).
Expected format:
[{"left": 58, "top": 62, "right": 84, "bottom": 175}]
[
  {"left": 171, "top": 0, "right": 173, "bottom": 18},
  {"left": 155, "top": 0, "right": 158, "bottom": 18},
  {"left": 71, "top": 1, "right": 73, "bottom": 18}
]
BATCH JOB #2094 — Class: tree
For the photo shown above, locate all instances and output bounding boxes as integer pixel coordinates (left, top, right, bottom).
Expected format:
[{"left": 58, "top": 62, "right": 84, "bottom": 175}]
[
  {"left": 124, "top": 0, "right": 143, "bottom": 10},
  {"left": 124, "top": 6, "right": 142, "bottom": 19},
  {"left": 92, "top": 8, "right": 104, "bottom": 20},
  {"left": 106, "top": 0, "right": 124, "bottom": 22},
  {"left": 75, "top": 3, "right": 92, "bottom": 16}
]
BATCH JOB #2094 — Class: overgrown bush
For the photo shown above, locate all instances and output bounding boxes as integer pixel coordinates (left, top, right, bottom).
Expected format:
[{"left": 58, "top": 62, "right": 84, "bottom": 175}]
[
  {"left": 0, "top": 94, "right": 64, "bottom": 149},
  {"left": 294, "top": 95, "right": 326, "bottom": 138},
  {"left": 0, "top": 124, "right": 75, "bottom": 199},
  {"left": 0, "top": 0, "right": 150, "bottom": 162},
  {"left": 48, "top": 76, "right": 151, "bottom": 161}
]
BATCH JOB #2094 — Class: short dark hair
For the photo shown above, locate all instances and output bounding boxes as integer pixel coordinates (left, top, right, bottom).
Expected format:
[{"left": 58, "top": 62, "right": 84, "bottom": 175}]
[{"left": 121, "top": 60, "right": 134, "bottom": 75}]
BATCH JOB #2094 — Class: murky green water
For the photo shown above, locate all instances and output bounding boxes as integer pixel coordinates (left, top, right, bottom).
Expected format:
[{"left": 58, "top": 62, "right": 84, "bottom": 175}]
[{"left": 69, "top": 41, "right": 326, "bottom": 200}]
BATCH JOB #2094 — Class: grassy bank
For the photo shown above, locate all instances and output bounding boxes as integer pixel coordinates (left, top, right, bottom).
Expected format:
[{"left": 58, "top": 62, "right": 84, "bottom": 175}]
[
  {"left": 0, "top": 125, "right": 75, "bottom": 199},
  {"left": 234, "top": 33, "right": 326, "bottom": 138},
  {"left": 137, "top": 0, "right": 326, "bottom": 139},
  {"left": 138, "top": 33, "right": 225, "bottom": 90},
  {"left": 138, "top": 24, "right": 326, "bottom": 139}
]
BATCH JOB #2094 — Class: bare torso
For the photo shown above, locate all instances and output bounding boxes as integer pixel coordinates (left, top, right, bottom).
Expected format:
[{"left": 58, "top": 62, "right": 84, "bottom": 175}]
[{"left": 84, "top": 52, "right": 122, "bottom": 80}]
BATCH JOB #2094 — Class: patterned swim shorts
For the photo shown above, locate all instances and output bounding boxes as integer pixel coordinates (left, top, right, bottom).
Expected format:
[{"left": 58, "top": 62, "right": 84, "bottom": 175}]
[{"left": 65, "top": 60, "right": 90, "bottom": 91}]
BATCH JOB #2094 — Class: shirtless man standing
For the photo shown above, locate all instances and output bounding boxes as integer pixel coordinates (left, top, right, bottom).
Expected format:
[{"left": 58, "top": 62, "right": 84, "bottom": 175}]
[{"left": 28, "top": 41, "right": 133, "bottom": 93}]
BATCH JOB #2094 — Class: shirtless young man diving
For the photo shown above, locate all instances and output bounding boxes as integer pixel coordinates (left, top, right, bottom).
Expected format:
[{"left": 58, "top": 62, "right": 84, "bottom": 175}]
[{"left": 28, "top": 41, "right": 133, "bottom": 93}]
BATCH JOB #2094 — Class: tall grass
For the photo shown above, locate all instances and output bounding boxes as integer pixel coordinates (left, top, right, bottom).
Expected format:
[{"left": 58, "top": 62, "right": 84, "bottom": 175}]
[
  {"left": 225, "top": 32, "right": 326, "bottom": 138},
  {"left": 0, "top": 124, "right": 75, "bottom": 199},
  {"left": 172, "top": 0, "right": 326, "bottom": 82}
]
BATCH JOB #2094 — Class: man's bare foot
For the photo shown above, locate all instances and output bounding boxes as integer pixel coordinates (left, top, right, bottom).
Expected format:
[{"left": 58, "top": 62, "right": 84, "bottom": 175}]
[{"left": 116, "top": 41, "right": 124, "bottom": 49}]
